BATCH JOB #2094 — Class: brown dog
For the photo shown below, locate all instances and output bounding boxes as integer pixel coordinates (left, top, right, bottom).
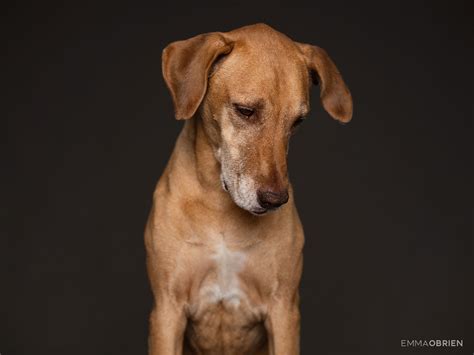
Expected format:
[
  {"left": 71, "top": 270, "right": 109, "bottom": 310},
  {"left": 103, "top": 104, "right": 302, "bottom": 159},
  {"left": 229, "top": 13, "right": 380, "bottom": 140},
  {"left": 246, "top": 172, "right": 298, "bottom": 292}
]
[{"left": 145, "top": 23, "right": 352, "bottom": 355}]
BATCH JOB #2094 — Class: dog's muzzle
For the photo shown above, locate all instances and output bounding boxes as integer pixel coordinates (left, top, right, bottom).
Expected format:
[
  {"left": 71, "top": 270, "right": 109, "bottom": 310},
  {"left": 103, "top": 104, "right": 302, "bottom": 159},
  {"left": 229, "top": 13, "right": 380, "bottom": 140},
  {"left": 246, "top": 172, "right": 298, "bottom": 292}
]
[{"left": 257, "top": 189, "right": 289, "bottom": 210}]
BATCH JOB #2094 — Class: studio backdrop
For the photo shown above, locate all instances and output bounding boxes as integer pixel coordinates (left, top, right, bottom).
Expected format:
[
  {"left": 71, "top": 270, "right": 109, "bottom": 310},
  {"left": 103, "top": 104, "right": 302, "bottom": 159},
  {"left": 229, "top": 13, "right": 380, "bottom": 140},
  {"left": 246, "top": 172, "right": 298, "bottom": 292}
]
[{"left": 3, "top": 1, "right": 472, "bottom": 354}]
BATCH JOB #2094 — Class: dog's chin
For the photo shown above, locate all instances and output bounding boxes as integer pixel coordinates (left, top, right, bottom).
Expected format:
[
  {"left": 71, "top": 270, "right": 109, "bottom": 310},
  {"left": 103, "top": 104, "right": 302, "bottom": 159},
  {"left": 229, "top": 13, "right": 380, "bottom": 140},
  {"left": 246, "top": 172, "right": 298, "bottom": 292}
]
[
  {"left": 232, "top": 197, "right": 272, "bottom": 216},
  {"left": 221, "top": 179, "right": 268, "bottom": 216},
  {"left": 236, "top": 204, "right": 269, "bottom": 216},
  {"left": 230, "top": 195, "right": 269, "bottom": 216}
]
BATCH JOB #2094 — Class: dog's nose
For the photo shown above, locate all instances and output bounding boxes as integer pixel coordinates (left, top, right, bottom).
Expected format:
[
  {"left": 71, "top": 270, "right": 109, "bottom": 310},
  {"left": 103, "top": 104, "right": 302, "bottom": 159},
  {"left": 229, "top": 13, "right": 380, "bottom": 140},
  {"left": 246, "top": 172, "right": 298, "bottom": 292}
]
[{"left": 257, "top": 189, "right": 289, "bottom": 210}]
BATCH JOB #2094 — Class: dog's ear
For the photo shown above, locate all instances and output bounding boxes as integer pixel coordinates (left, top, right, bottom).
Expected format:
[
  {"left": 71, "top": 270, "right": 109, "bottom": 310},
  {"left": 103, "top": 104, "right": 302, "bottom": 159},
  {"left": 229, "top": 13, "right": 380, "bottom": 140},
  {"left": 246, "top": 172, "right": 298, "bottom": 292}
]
[
  {"left": 162, "top": 33, "right": 233, "bottom": 120},
  {"left": 297, "top": 43, "right": 353, "bottom": 123}
]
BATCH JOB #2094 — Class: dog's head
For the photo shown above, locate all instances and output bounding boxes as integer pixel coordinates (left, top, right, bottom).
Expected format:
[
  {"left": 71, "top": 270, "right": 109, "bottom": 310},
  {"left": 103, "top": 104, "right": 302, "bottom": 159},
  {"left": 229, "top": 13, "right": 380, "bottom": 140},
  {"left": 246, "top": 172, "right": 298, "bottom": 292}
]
[{"left": 162, "top": 24, "right": 352, "bottom": 215}]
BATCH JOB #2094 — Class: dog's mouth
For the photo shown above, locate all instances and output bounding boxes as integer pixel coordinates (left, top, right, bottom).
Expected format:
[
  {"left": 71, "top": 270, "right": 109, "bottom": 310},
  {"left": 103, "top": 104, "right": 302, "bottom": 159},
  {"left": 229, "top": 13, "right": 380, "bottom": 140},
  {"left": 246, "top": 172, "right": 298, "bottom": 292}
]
[
  {"left": 250, "top": 208, "right": 268, "bottom": 215},
  {"left": 221, "top": 177, "right": 269, "bottom": 216}
]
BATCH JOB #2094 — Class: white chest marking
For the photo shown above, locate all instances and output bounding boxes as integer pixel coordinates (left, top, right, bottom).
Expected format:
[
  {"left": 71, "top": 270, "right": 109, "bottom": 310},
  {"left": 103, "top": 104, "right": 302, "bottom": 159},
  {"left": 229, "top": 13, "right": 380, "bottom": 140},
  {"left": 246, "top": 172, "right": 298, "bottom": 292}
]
[{"left": 202, "top": 240, "right": 246, "bottom": 308}]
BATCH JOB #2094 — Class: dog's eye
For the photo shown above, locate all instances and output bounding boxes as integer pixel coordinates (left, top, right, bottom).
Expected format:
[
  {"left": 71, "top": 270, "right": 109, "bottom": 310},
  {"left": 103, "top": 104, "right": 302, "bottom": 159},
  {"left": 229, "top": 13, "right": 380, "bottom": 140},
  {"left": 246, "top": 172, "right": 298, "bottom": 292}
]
[{"left": 235, "top": 105, "right": 255, "bottom": 118}]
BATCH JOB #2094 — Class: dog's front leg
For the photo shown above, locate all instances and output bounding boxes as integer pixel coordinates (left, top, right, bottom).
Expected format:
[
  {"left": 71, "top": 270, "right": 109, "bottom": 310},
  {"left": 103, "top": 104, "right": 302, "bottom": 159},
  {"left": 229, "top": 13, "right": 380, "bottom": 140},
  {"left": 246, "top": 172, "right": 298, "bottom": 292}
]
[
  {"left": 265, "top": 299, "right": 301, "bottom": 355},
  {"left": 148, "top": 297, "right": 187, "bottom": 355}
]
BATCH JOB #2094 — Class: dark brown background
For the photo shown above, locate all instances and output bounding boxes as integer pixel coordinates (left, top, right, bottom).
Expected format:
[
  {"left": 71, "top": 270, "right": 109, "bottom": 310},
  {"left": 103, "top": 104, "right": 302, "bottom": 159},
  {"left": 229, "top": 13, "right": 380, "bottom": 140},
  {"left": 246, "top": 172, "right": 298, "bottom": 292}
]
[{"left": 3, "top": 1, "right": 472, "bottom": 354}]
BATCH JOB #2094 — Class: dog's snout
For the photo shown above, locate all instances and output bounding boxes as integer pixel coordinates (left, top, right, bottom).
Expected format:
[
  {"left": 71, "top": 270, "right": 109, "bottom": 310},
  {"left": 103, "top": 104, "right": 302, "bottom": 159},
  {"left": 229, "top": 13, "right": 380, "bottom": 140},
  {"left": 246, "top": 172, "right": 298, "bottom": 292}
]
[{"left": 257, "top": 189, "right": 289, "bottom": 210}]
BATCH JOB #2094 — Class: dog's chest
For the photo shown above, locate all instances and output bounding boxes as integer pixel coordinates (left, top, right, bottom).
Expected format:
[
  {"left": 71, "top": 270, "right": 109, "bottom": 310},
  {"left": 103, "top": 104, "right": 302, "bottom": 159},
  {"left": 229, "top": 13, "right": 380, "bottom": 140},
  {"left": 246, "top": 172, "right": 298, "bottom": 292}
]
[
  {"left": 199, "top": 240, "right": 246, "bottom": 307},
  {"left": 186, "top": 240, "right": 266, "bottom": 353}
]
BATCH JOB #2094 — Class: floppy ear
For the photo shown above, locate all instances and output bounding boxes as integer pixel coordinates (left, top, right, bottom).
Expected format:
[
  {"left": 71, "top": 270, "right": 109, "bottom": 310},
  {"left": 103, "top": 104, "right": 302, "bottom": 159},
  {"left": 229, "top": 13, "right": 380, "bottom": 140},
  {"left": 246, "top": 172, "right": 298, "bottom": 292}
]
[
  {"left": 162, "top": 33, "right": 233, "bottom": 120},
  {"left": 297, "top": 43, "right": 353, "bottom": 123}
]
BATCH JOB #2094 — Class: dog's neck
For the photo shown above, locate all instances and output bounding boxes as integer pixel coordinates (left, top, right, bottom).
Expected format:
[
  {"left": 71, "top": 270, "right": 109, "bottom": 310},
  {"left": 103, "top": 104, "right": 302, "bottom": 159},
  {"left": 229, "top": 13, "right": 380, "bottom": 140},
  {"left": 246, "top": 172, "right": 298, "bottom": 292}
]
[
  {"left": 171, "top": 115, "right": 236, "bottom": 212},
  {"left": 186, "top": 116, "right": 221, "bottom": 189}
]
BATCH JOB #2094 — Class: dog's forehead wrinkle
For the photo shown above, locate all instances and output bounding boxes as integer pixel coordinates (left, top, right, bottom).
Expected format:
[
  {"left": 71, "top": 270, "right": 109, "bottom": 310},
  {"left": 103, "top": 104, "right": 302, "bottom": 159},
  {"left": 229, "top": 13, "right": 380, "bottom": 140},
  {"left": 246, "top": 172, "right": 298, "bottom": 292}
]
[
  {"left": 220, "top": 41, "right": 304, "bottom": 80},
  {"left": 232, "top": 96, "right": 265, "bottom": 110}
]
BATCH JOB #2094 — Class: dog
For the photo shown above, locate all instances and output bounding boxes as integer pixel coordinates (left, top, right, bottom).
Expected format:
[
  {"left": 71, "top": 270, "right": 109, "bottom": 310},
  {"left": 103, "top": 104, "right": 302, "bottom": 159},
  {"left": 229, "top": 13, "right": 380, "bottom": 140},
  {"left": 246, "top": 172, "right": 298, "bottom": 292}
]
[{"left": 145, "top": 23, "right": 352, "bottom": 355}]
